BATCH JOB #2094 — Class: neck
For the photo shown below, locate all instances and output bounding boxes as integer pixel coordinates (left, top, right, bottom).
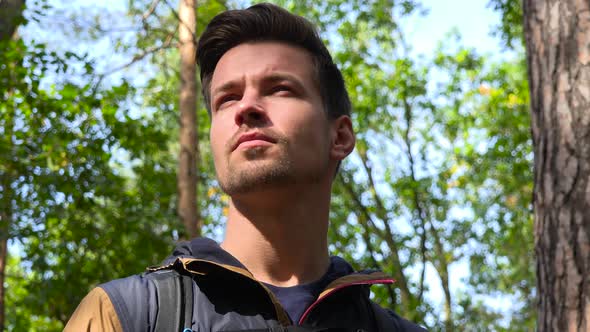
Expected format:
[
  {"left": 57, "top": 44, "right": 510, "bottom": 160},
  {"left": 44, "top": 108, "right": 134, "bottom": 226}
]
[{"left": 221, "top": 183, "right": 331, "bottom": 287}]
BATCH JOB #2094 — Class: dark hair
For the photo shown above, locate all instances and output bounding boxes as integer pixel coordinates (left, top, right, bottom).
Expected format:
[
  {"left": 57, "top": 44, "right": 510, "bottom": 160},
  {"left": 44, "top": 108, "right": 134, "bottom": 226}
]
[{"left": 197, "top": 3, "right": 351, "bottom": 119}]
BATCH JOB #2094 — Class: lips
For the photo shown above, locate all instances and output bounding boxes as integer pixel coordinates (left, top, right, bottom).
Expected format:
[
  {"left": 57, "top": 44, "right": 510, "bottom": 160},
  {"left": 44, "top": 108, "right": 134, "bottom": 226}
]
[{"left": 232, "top": 132, "right": 277, "bottom": 151}]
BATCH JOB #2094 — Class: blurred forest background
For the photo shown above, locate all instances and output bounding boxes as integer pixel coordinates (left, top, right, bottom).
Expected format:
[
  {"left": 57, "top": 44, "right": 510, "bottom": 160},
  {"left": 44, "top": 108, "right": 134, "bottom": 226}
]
[{"left": 1, "top": 0, "right": 534, "bottom": 331}]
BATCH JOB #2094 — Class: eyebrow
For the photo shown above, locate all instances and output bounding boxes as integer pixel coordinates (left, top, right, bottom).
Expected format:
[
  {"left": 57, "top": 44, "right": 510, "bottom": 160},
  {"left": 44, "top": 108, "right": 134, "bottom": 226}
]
[
  {"left": 212, "top": 80, "right": 242, "bottom": 99},
  {"left": 212, "top": 72, "right": 306, "bottom": 98},
  {"left": 262, "top": 73, "right": 305, "bottom": 91}
]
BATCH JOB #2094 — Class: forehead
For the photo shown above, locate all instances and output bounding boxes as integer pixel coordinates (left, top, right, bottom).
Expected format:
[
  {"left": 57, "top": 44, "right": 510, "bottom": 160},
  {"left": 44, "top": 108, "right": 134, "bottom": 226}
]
[{"left": 210, "top": 42, "right": 316, "bottom": 90}]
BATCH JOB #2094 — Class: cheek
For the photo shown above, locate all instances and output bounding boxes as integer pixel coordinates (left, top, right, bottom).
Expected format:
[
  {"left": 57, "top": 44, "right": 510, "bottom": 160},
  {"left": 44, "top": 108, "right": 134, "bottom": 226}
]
[
  {"left": 209, "top": 125, "right": 227, "bottom": 163},
  {"left": 292, "top": 115, "right": 330, "bottom": 152}
]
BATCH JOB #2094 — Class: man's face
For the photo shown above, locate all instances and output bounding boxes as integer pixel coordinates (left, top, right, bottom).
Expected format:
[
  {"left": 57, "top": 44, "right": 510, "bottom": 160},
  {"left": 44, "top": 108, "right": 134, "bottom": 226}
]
[{"left": 209, "top": 42, "right": 333, "bottom": 195}]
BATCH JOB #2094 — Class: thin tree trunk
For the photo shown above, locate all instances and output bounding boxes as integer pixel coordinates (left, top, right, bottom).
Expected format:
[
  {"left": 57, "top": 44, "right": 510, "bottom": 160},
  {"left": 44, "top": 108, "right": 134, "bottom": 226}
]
[
  {"left": 0, "top": 1, "right": 25, "bottom": 329},
  {"left": 0, "top": 0, "right": 25, "bottom": 41},
  {"left": 177, "top": 0, "right": 200, "bottom": 238},
  {"left": 523, "top": 0, "right": 590, "bottom": 331},
  {"left": 430, "top": 227, "right": 453, "bottom": 332},
  {"left": 338, "top": 169, "right": 415, "bottom": 314},
  {"left": 1, "top": 85, "right": 15, "bottom": 332},
  {"left": 0, "top": 225, "right": 7, "bottom": 332},
  {"left": 0, "top": 74, "right": 15, "bottom": 332},
  {"left": 401, "top": 92, "right": 454, "bottom": 329}
]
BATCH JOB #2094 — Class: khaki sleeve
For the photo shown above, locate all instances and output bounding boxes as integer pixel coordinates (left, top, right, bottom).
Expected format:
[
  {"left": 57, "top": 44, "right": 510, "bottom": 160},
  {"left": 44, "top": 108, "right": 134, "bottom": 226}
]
[{"left": 64, "top": 287, "right": 124, "bottom": 332}]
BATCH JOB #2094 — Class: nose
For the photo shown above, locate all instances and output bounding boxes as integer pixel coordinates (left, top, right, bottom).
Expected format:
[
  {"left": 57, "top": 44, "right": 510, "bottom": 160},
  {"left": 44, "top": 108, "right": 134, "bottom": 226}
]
[{"left": 234, "top": 91, "right": 268, "bottom": 127}]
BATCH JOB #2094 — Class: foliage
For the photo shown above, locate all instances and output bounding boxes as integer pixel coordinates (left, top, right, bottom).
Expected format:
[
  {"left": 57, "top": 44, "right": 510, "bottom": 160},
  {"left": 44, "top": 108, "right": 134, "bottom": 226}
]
[
  {"left": 5, "top": 255, "right": 63, "bottom": 331},
  {"left": 433, "top": 40, "right": 534, "bottom": 329},
  {"left": 1, "top": 30, "right": 176, "bottom": 331},
  {"left": 487, "top": 0, "right": 524, "bottom": 49}
]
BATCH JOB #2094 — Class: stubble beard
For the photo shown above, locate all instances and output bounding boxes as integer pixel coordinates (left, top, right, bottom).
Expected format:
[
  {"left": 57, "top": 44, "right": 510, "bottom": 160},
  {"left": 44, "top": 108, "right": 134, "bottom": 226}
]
[
  {"left": 219, "top": 142, "right": 298, "bottom": 195},
  {"left": 218, "top": 145, "right": 330, "bottom": 196}
]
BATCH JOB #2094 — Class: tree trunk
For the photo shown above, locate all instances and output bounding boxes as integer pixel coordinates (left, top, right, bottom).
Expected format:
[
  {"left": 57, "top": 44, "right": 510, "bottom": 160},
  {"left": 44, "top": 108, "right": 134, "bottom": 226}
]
[
  {"left": 177, "top": 0, "right": 200, "bottom": 239},
  {"left": 0, "top": 223, "right": 7, "bottom": 332},
  {"left": 0, "top": 0, "right": 25, "bottom": 41},
  {"left": 1, "top": 81, "right": 15, "bottom": 332},
  {"left": 1, "top": 71, "right": 15, "bottom": 332},
  {"left": 523, "top": 1, "right": 590, "bottom": 331},
  {"left": 0, "top": 2, "right": 25, "bottom": 329}
]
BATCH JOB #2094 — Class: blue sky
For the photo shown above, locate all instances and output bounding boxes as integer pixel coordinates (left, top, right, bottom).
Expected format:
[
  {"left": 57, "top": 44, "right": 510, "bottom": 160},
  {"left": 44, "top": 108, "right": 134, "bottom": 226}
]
[
  {"left": 407, "top": 0, "right": 503, "bottom": 55},
  {"left": 45, "top": 0, "right": 503, "bottom": 54}
]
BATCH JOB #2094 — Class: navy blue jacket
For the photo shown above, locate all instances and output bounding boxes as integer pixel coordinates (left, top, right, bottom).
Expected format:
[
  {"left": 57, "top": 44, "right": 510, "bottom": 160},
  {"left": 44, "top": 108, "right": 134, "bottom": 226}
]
[{"left": 66, "top": 238, "right": 428, "bottom": 332}]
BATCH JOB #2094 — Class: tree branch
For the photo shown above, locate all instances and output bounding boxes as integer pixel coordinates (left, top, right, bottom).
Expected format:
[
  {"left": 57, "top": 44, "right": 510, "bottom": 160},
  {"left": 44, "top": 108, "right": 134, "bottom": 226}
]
[
  {"left": 142, "top": 0, "right": 162, "bottom": 22},
  {"left": 163, "top": 0, "right": 197, "bottom": 44},
  {"left": 337, "top": 170, "right": 413, "bottom": 311},
  {"left": 401, "top": 92, "right": 454, "bottom": 330},
  {"left": 98, "top": 29, "right": 176, "bottom": 79}
]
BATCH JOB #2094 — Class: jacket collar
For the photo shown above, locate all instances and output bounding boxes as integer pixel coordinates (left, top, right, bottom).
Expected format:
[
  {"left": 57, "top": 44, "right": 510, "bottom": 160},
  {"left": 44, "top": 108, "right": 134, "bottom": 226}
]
[
  {"left": 163, "top": 237, "right": 246, "bottom": 268},
  {"left": 152, "top": 237, "right": 396, "bottom": 326},
  {"left": 158, "top": 237, "right": 394, "bottom": 288},
  {"left": 163, "top": 237, "right": 360, "bottom": 278}
]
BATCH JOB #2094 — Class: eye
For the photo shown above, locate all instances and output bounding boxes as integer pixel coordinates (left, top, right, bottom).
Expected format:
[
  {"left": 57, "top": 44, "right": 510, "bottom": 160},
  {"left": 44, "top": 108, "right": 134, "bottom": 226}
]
[
  {"left": 270, "top": 85, "right": 293, "bottom": 95},
  {"left": 215, "top": 94, "right": 240, "bottom": 111}
]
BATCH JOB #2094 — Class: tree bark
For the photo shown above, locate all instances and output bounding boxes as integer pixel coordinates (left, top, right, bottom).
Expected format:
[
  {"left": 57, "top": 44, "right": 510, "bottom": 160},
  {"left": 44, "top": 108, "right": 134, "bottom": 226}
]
[
  {"left": 0, "top": 220, "right": 8, "bottom": 332},
  {"left": 0, "top": 1, "right": 25, "bottom": 329},
  {"left": 177, "top": 0, "right": 200, "bottom": 238},
  {"left": 1, "top": 77, "right": 16, "bottom": 332},
  {"left": 523, "top": 1, "right": 590, "bottom": 331},
  {"left": 1, "top": 70, "right": 15, "bottom": 332},
  {"left": 0, "top": 0, "right": 25, "bottom": 41}
]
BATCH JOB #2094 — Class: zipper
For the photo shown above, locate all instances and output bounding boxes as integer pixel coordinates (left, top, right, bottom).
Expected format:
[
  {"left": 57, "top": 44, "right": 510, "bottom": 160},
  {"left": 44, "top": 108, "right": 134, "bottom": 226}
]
[
  {"left": 298, "top": 275, "right": 395, "bottom": 325},
  {"left": 150, "top": 258, "right": 394, "bottom": 327}
]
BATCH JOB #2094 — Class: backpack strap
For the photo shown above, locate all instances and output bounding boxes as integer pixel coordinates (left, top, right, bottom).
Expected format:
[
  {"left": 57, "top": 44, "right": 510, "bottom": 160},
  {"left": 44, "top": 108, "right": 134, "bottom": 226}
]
[{"left": 146, "top": 270, "right": 194, "bottom": 332}]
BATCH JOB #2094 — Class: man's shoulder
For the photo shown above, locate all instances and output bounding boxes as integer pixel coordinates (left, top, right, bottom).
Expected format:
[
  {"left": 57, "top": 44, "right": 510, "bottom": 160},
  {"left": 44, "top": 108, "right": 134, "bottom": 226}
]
[
  {"left": 99, "top": 272, "right": 152, "bottom": 296},
  {"left": 64, "top": 286, "right": 124, "bottom": 332},
  {"left": 99, "top": 268, "right": 180, "bottom": 295},
  {"left": 65, "top": 272, "right": 166, "bottom": 332},
  {"left": 371, "top": 301, "right": 429, "bottom": 332},
  {"left": 98, "top": 272, "right": 161, "bottom": 332}
]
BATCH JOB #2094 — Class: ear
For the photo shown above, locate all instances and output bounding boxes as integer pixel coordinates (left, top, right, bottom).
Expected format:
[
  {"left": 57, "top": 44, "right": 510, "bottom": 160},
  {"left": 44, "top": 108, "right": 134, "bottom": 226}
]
[{"left": 330, "top": 115, "right": 355, "bottom": 161}]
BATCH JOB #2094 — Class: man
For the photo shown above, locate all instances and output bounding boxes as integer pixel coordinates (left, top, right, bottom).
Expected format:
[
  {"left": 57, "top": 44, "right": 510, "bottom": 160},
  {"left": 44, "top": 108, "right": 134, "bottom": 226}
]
[{"left": 65, "top": 3, "right": 427, "bottom": 331}]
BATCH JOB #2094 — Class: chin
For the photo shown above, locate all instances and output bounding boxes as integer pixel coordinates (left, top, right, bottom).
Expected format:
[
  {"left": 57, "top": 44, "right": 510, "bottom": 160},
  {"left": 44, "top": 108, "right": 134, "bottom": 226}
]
[
  {"left": 243, "top": 147, "right": 270, "bottom": 160},
  {"left": 219, "top": 163, "right": 295, "bottom": 195}
]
